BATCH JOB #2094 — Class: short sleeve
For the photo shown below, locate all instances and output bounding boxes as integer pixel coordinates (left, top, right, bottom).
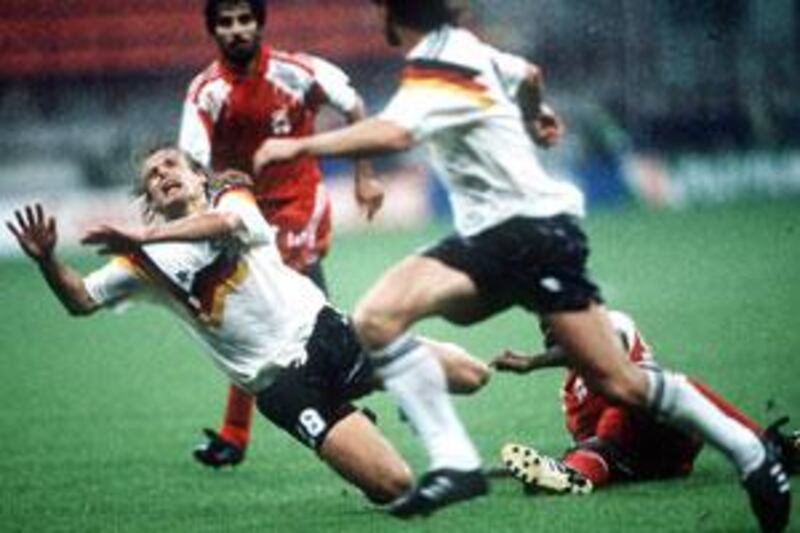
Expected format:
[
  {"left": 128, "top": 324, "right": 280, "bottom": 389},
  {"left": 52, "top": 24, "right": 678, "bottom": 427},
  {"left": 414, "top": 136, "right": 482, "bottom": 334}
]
[
  {"left": 487, "top": 47, "right": 530, "bottom": 99},
  {"left": 309, "top": 56, "right": 359, "bottom": 115},
  {"left": 178, "top": 99, "right": 213, "bottom": 167},
  {"left": 83, "top": 258, "right": 144, "bottom": 308},
  {"left": 214, "top": 187, "right": 274, "bottom": 245}
]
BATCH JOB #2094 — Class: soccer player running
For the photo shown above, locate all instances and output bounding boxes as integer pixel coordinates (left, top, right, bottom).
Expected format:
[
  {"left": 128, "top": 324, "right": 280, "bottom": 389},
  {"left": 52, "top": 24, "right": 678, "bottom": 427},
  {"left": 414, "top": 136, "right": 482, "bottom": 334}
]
[
  {"left": 252, "top": 0, "right": 791, "bottom": 528},
  {"left": 6, "top": 147, "right": 473, "bottom": 506},
  {"left": 179, "top": 0, "right": 384, "bottom": 467},
  {"left": 492, "top": 310, "right": 800, "bottom": 495}
]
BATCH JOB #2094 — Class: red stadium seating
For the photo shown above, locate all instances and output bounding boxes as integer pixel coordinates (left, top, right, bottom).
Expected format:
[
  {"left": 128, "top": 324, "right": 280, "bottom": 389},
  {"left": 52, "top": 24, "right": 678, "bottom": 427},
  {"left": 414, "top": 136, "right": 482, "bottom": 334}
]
[{"left": 0, "top": 1, "right": 392, "bottom": 78}]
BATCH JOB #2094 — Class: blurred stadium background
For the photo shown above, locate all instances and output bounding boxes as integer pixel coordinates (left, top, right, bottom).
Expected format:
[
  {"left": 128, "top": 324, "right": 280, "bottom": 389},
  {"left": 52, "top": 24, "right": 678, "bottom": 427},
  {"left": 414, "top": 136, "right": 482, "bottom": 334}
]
[
  {"left": 1, "top": 2, "right": 799, "bottom": 532},
  {"left": 0, "top": 0, "right": 798, "bottom": 252}
]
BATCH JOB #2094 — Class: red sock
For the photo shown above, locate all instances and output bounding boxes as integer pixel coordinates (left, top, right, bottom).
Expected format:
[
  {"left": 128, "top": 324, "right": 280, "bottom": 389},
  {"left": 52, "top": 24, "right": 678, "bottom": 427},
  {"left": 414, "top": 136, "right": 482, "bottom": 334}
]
[
  {"left": 688, "top": 378, "right": 763, "bottom": 435},
  {"left": 563, "top": 449, "right": 611, "bottom": 487},
  {"left": 218, "top": 384, "right": 254, "bottom": 448}
]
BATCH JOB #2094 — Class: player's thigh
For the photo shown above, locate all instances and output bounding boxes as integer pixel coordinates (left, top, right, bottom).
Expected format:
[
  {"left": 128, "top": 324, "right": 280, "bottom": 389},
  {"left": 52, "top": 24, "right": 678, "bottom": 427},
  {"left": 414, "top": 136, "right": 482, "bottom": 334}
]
[
  {"left": 318, "top": 410, "right": 413, "bottom": 503},
  {"left": 354, "top": 255, "right": 482, "bottom": 327},
  {"left": 548, "top": 303, "right": 649, "bottom": 406}
]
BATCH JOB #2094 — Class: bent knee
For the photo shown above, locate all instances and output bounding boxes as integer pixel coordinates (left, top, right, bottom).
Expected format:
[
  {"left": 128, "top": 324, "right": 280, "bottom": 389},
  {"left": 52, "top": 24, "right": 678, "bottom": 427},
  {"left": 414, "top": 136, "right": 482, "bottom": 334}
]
[
  {"left": 593, "top": 375, "right": 649, "bottom": 408},
  {"left": 353, "top": 305, "right": 409, "bottom": 349},
  {"left": 584, "top": 363, "right": 650, "bottom": 408},
  {"left": 449, "top": 360, "right": 491, "bottom": 394},
  {"left": 473, "top": 363, "right": 491, "bottom": 389}
]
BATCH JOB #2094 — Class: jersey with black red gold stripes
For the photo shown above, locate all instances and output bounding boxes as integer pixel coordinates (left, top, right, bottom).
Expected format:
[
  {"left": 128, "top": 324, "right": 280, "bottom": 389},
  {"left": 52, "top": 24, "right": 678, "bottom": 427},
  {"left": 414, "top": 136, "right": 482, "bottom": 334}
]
[
  {"left": 82, "top": 187, "right": 327, "bottom": 394},
  {"left": 380, "top": 26, "right": 584, "bottom": 237}
]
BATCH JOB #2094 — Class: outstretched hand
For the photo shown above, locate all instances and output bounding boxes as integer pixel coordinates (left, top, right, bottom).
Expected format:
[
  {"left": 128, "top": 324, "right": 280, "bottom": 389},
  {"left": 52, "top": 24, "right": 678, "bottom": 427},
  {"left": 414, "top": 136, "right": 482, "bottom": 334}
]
[
  {"left": 489, "top": 350, "right": 538, "bottom": 374},
  {"left": 6, "top": 204, "right": 58, "bottom": 263},
  {"left": 354, "top": 163, "right": 384, "bottom": 222},
  {"left": 253, "top": 138, "right": 306, "bottom": 175},
  {"left": 81, "top": 224, "right": 148, "bottom": 255}
]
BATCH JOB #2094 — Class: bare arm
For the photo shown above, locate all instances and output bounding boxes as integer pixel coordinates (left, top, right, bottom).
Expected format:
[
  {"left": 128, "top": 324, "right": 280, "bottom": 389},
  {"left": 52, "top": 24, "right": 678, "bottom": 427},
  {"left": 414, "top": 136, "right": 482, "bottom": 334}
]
[
  {"left": 81, "top": 210, "right": 244, "bottom": 256},
  {"left": 145, "top": 211, "right": 242, "bottom": 243},
  {"left": 343, "top": 97, "right": 385, "bottom": 221},
  {"left": 253, "top": 117, "right": 412, "bottom": 174},
  {"left": 6, "top": 204, "right": 99, "bottom": 316},
  {"left": 517, "top": 63, "right": 545, "bottom": 121},
  {"left": 517, "top": 63, "right": 564, "bottom": 149},
  {"left": 490, "top": 345, "right": 569, "bottom": 375}
]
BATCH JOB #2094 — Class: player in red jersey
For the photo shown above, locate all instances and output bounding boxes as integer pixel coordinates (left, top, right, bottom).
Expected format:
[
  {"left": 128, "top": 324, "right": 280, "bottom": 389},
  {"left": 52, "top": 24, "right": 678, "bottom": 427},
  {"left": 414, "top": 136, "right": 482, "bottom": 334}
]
[
  {"left": 178, "top": 0, "right": 384, "bottom": 467},
  {"left": 492, "top": 310, "right": 799, "bottom": 494}
]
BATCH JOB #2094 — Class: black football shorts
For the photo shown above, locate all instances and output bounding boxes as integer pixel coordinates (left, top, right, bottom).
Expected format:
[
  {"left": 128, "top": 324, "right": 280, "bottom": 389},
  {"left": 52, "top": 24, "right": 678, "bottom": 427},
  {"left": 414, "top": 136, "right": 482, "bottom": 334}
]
[
  {"left": 421, "top": 215, "right": 602, "bottom": 314},
  {"left": 254, "top": 306, "right": 375, "bottom": 449}
]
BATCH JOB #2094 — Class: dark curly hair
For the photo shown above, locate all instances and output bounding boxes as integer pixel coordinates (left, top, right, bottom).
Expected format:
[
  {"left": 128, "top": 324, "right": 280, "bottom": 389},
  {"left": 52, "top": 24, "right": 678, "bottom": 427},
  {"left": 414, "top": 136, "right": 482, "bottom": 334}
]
[
  {"left": 371, "top": 0, "right": 459, "bottom": 32},
  {"left": 205, "top": 0, "right": 267, "bottom": 34}
]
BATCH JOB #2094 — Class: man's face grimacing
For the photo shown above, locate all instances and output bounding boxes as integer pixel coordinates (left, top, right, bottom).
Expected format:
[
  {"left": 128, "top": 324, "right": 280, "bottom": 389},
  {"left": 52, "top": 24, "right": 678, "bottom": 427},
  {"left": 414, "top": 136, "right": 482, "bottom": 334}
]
[
  {"left": 141, "top": 149, "right": 207, "bottom": 219},
  {"left": 213, "top": 1, "right": 262, "bottom": 67}
]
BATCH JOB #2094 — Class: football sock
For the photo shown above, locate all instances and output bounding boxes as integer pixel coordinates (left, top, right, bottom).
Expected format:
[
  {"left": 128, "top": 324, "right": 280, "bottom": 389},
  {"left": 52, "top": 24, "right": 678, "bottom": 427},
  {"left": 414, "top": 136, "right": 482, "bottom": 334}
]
[
  {"left": 218, "top": 384, "right": 254, "bottom": 448},
  {"left": 645, "top": 369, "right": 764, "bottom": 477},
  {"left": 373, "top": 334, "right": 482, "bottom": 472},
  {"left": 688, "top": 378, "right": 763, "bottom": 435},
  {"left": 563, "top": 449, "right": 610, "bottom": 487}
]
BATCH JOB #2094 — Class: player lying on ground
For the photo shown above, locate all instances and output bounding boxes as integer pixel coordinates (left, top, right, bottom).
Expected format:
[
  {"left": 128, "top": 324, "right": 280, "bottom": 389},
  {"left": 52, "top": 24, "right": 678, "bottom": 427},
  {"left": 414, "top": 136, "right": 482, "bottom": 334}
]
[
  {"left": 251, "top": 0, "right": 791, "bottom": 528},
  {"left": 180, "top": 0, "right": 385, "bottom": 468},
  {"left": 492, "top": 310, "right": 800, "bottom": 495},
  {"left": 4, "top": 146, "right": 489, "bottom": 508}
]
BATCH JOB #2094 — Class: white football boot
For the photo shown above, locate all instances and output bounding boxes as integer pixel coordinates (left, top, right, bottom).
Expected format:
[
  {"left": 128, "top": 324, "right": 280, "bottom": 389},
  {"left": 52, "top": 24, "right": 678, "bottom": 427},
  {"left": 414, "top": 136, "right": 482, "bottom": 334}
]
[{"left": 501, "top": 443, "right": 593, "bottom": 495}]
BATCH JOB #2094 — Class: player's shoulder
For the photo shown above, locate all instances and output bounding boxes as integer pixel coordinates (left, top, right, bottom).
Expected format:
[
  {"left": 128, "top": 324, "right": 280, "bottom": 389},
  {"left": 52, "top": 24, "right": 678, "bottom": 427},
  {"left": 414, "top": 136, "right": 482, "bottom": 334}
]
[
  {"left": 270, "top": 49, "right": 316, "bottom": 75},
  {"left": 186, "top": 61, "right": 227, "bottom": 101},
  {"left": 271, "top": 49, "right": 348, "bottom": 80},
  {"left": 423, "top": 26, "right": 484, "bottom": 59},
  {"left": 210, "top": 170, "right": 256, "bottom": 207},
  {"left": 405, "top": 26, "right": 490, "bottom": 76},
  {"left": 446, "top": 26, "right": 484, "bottom": 48}
]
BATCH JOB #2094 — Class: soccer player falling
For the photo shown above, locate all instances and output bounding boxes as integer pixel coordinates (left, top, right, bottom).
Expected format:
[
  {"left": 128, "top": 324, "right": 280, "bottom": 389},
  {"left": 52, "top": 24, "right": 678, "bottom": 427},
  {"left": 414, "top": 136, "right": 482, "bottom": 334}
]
[
  {"left": 5, "top": 146, "right": 492, "bottom": 508},
  {"left": 178, "top": 0, "right": 384, "bottom": 467}
]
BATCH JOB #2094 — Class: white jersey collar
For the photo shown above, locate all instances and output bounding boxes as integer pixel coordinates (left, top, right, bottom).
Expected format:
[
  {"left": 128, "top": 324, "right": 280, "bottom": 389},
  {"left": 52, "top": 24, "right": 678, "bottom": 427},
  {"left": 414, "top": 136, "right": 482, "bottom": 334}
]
[{"left": 406, "top": 25, "right": 455, "bottom": 60}]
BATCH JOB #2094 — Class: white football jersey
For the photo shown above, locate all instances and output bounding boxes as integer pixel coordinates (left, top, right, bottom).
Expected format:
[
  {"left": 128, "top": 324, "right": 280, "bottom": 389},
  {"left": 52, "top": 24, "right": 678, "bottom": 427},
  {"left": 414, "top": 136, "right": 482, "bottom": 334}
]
[
  {"left": 83, "top": 187, "right": 327, "bottom": 393},
  {"left": 380, "top": 26, "right": 584, "bottom": 236}
]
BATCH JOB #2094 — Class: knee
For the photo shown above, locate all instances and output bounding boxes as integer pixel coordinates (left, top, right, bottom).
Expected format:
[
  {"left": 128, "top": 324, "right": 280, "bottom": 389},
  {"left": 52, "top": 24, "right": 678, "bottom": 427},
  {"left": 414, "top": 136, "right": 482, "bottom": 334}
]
[
  {"left": 363, "top": 464, "right": 413, "bottom": 504},
  {"left": 463, "top": 361, "right": 491, "bottom": 392},
  {"left": 353, "top": 303, "right": 408, "bottom": 349},
  {"left": 448, "top": 358, "right": 491, "bottom": 395},
  {"left": 590, "top": 368, "right": 650, "bottom": 408},
  {"left": 424, "top": 339, "right": 491, "bottom": 394}
]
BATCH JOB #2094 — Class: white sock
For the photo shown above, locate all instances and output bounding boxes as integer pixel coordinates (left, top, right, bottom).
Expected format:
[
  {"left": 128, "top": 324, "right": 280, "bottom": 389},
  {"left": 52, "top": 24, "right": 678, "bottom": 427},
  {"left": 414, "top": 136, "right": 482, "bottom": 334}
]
[
  {"left": 645, "top": 368, "right": 764, "bottom": 477},
  {"left": 373, "top": 334, "right": 482, "bottom": 472}
]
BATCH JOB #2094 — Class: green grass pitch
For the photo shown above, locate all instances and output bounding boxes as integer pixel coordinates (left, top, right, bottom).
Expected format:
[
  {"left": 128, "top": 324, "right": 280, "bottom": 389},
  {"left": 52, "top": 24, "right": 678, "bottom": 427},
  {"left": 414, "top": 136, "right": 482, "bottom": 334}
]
[{"left": 0, "top": 200, "right": 798, "bottom": 532}]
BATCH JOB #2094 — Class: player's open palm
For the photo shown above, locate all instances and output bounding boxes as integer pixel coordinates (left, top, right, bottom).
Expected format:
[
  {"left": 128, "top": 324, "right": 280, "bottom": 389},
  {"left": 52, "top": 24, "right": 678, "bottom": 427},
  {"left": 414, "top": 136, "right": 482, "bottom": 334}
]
[
  {"left": 355, "top": 164, "right": 384, "bottom": 221},
  {"left": 6, "top": 203, "right": 57, "bottom": 263},
  {"left": 528, "top": 104, "right": 564, "bottom": 149}
]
